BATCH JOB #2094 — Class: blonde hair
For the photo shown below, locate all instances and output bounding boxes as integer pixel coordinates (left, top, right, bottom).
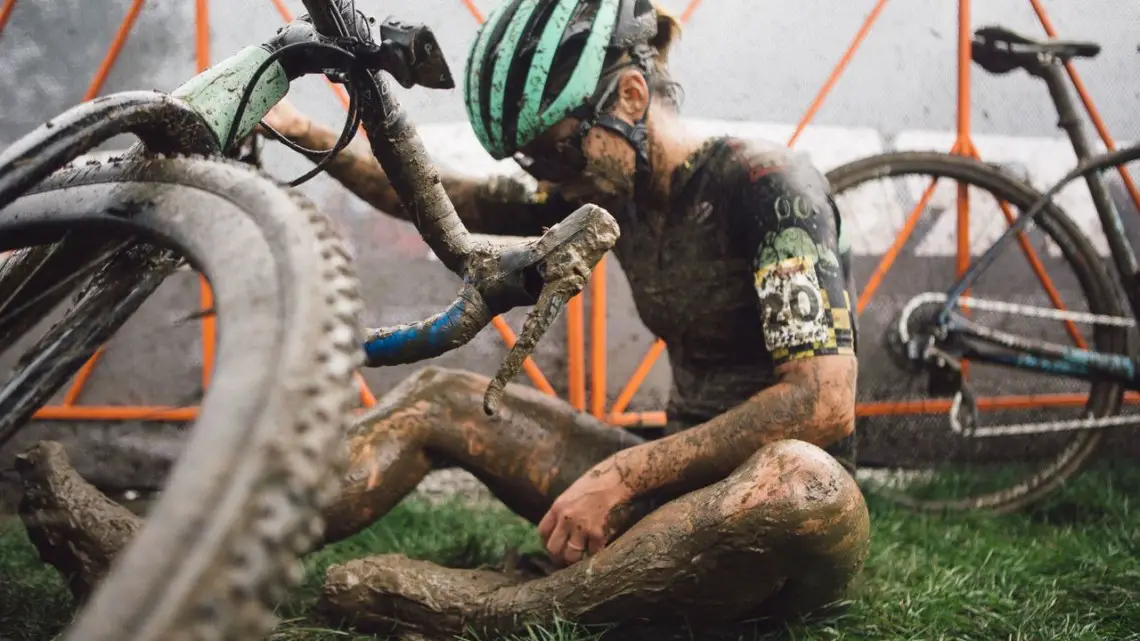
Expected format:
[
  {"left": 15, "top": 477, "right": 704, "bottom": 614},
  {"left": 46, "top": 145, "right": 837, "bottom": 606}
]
[
  {"left": 646, "top": 3, "right": 684, "bottom": 108},
  {"left": 650, "top": 3, "right": 683, "bottom": 62}
]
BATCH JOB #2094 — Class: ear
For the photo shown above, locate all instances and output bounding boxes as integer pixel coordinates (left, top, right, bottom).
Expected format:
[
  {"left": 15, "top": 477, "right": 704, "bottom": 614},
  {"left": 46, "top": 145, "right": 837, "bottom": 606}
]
[{"left": 612, "top": 68, "right": 650, "bottom": 123}]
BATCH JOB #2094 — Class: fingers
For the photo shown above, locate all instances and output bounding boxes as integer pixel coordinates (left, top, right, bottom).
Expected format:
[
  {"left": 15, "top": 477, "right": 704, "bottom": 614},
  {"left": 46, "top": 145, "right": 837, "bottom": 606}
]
[
  {"left": 537, "top": 507, "right": 556, "bottom": 541},
  {"left": 544, "top": 517, "right": 601, "bottom": 566},
  {"left": 545, "top": 516, "right": 572, "bottom": 562},
  {"left": 561, "top": 528, "right": 592, "bottom": 565},
  {"left": 586, "top": 530, "right": 606, "bottom": 557},
  {"left": 538, "top": 498, "right": 609, "bottom": 567}
]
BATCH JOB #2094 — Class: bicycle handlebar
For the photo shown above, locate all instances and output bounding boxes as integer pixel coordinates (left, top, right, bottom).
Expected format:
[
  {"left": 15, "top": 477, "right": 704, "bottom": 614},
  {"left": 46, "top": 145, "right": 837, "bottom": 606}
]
[
  {"left": 289, "top": 0, "right": 473, "bottom": 273},
  {"left": 364, "top": 203, "right": 620, "bottom": 413},
  {"left": 299, "top": 0, "right": 346, "bottom": 39},
  {"left": 290, "top": 0, "right": 621, "bottom": 414}
]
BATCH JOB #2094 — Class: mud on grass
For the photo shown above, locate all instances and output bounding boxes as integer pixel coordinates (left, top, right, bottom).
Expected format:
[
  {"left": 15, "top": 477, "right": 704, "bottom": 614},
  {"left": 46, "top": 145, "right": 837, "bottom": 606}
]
[{"left": 2, "top": 461, "right": 1139, "bottom": 641}]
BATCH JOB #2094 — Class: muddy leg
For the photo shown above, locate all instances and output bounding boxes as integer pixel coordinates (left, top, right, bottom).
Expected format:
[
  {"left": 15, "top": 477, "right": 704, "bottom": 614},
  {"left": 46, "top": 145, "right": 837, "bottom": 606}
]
[
  {"left": 15, "top": 441, "right": 144, "bottom": 603},
  {"left": 11, "top": 365, "right": 633, "bottom": 599},
  {"left": 324, "top": 366, "right": 643, "bottom": 543},
  {"left": 319, "top": 439, "right": 871, "bottom": 638}
]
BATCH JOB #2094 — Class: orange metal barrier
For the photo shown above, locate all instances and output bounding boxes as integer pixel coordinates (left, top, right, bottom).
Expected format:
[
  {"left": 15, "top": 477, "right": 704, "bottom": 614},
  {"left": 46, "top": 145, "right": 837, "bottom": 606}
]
[
  {"left": 599, "top": 0, "right": 1140, "bottom": 425},
  {"left": 0, "top": 0, "right": 16, "bottom": 39},
  {"left": 197, "top": 0, "right": 216, "bottom": 392},
  {"left": 15, "top": 0, "right": 1139, "bottom": 426},
  {"left": 26, "top": 0, "right": 383, "bottom": 421},
  {"left": 460, "top": 0, "right": 485, "bottom": 23}
]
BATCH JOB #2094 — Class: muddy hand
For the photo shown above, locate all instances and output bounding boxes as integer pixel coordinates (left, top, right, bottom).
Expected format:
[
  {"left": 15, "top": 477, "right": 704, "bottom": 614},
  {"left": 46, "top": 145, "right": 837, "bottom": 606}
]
[{"left": 537, "top": 459, "right": 633, "bottom": 566}]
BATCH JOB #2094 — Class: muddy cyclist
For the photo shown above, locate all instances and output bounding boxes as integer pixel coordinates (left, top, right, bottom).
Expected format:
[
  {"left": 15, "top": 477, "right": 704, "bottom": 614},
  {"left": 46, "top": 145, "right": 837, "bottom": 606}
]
[{"left": 266, "top": 0, "right": 869, "bottom": 635}]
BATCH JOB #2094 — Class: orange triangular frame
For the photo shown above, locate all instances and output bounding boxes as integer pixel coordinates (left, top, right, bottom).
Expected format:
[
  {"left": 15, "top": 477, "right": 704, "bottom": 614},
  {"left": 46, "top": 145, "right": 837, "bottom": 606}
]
[{"left": 7, "top": 0, "right": 1136, "bottom": 424}]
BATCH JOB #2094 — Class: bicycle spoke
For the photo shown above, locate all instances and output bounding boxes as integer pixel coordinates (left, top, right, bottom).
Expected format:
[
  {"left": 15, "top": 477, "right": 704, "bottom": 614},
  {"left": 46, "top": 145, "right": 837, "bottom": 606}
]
[{"left": 0, "top": 238, "right": 134, "bottom": 336}]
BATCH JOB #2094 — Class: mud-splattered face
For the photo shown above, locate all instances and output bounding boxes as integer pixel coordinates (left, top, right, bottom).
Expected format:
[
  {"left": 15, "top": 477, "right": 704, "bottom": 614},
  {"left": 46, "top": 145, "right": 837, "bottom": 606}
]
[
  {"left": 515, "top": 69, "right": 647, "bottom": 213},
  {"left": 517, "top": 115, "right": 637, "bottom": 213}
]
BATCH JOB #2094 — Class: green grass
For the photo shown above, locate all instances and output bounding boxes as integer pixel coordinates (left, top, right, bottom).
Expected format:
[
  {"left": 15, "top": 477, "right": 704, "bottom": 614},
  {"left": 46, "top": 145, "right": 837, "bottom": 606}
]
[{"left": 3, "top": 461, "right": 1139, "bottom": 641}]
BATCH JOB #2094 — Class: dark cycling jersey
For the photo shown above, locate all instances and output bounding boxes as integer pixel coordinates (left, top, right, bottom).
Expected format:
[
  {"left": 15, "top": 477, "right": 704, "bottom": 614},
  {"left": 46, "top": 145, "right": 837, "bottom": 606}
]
[{"left": 535, "top": 136, "right": 859, "bottom": 471}]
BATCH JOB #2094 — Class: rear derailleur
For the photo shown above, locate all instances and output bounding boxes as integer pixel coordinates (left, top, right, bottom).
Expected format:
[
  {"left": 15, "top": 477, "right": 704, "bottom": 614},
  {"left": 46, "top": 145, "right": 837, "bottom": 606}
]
[{"left": 886, "top": 295, "right": 980, "bottom": 434}]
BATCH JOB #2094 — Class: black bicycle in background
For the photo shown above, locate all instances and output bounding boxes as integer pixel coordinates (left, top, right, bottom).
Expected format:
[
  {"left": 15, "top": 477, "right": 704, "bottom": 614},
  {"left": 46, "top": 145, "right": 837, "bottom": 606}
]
[
  {"left": 0, "top": 1, "right": 615, "bottom": 640},
  {"left": 826, "top": 25, "right": 1140, "bottom": 513}
]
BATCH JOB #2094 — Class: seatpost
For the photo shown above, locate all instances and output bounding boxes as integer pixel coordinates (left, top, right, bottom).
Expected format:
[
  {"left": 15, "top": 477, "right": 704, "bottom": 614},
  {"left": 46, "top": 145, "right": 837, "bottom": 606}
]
[{"left": 1037, "top": 57, "right": 1140, "bottom": 318}]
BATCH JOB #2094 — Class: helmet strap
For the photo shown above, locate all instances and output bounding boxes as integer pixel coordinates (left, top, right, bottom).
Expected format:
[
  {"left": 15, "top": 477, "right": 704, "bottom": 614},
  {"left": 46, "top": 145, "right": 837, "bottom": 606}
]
[
  {"left": 594, "top": 93, "right": 652, "bottom": 195},
  {"left": 580, "top": 50, "right": 657, "bottom": 197}
]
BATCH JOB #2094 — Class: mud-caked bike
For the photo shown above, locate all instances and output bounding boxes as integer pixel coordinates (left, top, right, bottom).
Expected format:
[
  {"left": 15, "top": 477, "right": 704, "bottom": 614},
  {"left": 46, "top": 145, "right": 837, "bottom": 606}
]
[{"left": 0, "top": 1, "right": 617, "bottom": 639}]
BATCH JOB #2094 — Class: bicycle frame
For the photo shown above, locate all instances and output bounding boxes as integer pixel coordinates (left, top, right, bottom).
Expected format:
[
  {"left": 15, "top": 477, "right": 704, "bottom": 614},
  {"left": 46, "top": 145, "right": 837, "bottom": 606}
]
[
  {"left": 0, "top": 0, "right": 618, "bottom": 433},
  {"left": 0, "top": 17, "right": 342, "bottom": 430},
  {"left": 928, "top": 53, "right": 1140, "bottom": 390},
  {"left": 171, "top": 46, "right": 290, "bottom": 152}
]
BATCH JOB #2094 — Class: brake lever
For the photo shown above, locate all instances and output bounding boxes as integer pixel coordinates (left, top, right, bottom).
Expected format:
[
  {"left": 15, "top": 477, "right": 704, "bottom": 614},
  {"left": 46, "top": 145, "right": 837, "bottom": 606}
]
[
  {"left": 271, "top": 11, "right": 453, "bottom": 91},
  {"left": 480, "top": 203, "right": 620, "bottom": 415},
  {"left": 358, "top": 203, "right": 619, "bottom": 385},
  {"left": 356, "top": 18, "right": 455, "bottom": 90}
]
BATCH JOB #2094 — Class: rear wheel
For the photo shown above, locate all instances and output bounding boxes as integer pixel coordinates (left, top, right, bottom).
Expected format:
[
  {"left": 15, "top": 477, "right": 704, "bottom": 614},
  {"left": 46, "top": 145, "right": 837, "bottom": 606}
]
[
  {"left": 0, "top": 154, "right": 364, "bottom": 641},
  {"left": 826, "top": 151, "right": 1130, "bottom": 513}
]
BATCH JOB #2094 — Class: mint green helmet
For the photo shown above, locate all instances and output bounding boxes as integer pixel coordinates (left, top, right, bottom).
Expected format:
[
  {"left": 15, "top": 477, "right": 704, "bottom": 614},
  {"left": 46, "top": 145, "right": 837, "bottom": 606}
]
[{"left": 464, "top": 0, "right": 659, "bottom": 160}]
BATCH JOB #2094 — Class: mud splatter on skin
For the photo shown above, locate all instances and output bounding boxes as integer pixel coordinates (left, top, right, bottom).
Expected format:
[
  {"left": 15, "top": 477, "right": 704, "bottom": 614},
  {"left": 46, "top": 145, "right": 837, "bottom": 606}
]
[
  {"left": 590, "top": 355, "right": 856, "bottom": 511},
  {"left": 285, "top": 124, "right": 568, "bottom": 237},
  {"left": 16, "top": 115, "right": 869, "bottom": 634},
  {"left": 319, "top": 439, "right": 870, "bottom": 639},
  {"left": 325, "top": 366, "right": 644, "bottom": 541},
  {"left": 557, "top": 153, "right": 637, "bottom": 217}
]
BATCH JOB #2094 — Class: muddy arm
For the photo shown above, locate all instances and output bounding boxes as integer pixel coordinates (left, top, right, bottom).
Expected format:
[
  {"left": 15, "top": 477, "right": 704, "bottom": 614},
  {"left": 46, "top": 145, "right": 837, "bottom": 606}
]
[
  {"left": 599, "top": 355, "right": 858, "bottom": 502},
  {"left": 278, "top": 119, "right": 560, "bottom": 238}
]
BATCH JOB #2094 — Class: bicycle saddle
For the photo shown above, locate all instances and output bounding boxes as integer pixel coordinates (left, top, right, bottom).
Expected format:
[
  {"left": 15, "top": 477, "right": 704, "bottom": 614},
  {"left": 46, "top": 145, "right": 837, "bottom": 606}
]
[{"left": 972, "top": 25, "right": 1100, "bottom": 75}]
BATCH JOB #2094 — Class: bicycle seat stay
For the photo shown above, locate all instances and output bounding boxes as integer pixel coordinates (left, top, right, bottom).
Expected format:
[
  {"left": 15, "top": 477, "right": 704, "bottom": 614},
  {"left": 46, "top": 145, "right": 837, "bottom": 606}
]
[{"left": 971, "top": 25, "right": 1100, "bottom": 75}]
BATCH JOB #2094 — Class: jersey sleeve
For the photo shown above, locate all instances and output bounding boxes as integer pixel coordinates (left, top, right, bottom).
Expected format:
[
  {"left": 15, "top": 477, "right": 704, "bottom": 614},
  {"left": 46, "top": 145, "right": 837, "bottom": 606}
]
[{"left": 727, "top": 147, "right": 856, "bottom": 367}]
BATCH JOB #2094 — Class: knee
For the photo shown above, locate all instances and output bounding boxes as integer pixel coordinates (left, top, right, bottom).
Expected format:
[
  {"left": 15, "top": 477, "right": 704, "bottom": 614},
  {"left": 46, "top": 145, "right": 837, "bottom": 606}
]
[
  {"left": 359, "top": 366, "right": 470, "bottom": 413},
  {"left": 726, "top": 439, "right": 869, "bottom": 563},
  {"left": 406, "top": 366, "right": 497, "bottom": 400},
  {"left": 401, "top": 365, "right": 479, "bottom": 389},
  {"left": 404, "top": 365, "right": 467, "bottom": 390},
  {"left": 348, "top": 366, "right": 459, "bottom": 434},
  {"left": 723, "top": 440, "right": 866, "bottom": 531},
  {"left": 733, "top": 440, "right": 845, "bottom": 498}
]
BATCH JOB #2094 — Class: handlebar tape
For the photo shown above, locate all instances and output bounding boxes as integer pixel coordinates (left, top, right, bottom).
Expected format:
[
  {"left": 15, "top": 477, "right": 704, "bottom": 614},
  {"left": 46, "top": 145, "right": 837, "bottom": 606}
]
[{"left": 362, "top": 283, "right": 492, "bottom": 366}]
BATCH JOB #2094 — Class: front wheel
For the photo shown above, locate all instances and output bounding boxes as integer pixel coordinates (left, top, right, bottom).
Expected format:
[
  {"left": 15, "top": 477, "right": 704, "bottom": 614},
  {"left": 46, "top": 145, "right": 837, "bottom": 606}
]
[
  {"left": 0, "top": 154, "right": 364, "bottom": 641},
  {"left": 826, "top": 150, "right": 1131, "bottom": 513}
]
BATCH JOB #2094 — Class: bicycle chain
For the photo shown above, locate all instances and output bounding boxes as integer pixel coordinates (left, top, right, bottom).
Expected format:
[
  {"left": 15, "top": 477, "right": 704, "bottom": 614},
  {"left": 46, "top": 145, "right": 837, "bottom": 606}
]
[
  {"left": 951, "top": 391, "right": 1140, "bottom": 437},
  {"left": 908, "top": 292, "right": 1140, "bottom": 437},
  {"left": 909, "top": 291, "right": 1136, "bottom": 328}
]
